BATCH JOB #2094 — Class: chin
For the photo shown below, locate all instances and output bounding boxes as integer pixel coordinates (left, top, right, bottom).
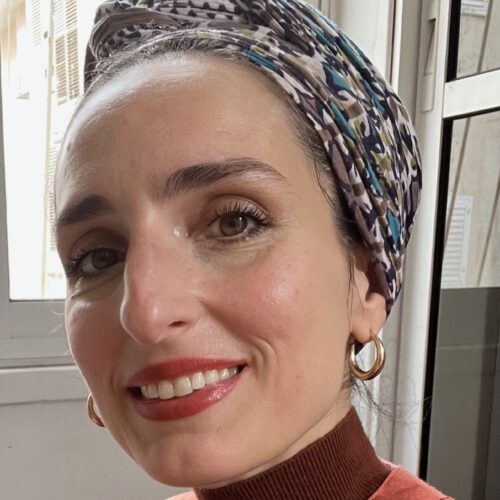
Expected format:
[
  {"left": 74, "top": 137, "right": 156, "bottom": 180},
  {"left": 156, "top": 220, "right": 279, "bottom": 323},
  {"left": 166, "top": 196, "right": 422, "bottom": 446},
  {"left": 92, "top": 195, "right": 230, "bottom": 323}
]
[{"left": 133, "top": 438, "right": 252, "bottom": 489}]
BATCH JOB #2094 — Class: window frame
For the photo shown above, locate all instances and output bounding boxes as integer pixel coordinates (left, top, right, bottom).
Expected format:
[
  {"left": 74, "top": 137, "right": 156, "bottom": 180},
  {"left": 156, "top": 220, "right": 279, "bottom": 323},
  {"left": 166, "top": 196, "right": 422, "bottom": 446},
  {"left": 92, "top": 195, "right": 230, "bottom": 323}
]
[
  {"left": 0, "top": 0, "right": 98, "bottom": 368},
  {"left": 418, "top": 0, "right": 500, "bottom": 478},
  {"left": 390, "top": 0, "right": 500, "bottom": 478},
  {"left": 389, "top": 0, "right": 473, "bottom": 477},
  {"left": 0, "top": 54, "right": 67, "bottom": 367}
]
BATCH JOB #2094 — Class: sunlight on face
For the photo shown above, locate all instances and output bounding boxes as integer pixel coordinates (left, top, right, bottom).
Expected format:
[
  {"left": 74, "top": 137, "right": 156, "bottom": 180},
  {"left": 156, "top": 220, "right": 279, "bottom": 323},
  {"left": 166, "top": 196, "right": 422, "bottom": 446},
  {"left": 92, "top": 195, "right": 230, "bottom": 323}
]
[{"left": 55, "top": 56, "right": 354, "bottom": 488}]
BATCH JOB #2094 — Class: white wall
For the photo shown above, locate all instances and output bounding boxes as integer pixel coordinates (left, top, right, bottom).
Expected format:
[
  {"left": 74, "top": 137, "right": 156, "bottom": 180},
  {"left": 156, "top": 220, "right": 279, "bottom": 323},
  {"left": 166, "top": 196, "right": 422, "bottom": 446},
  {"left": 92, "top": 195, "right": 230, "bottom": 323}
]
[
  {"left": 0, "top": 400, "right": 185, "bottom": 500},
  {"left": 335, "top": 0, "right": 394, "bottom": 77},
  {"left": 0, "top": 368, "right": 186, "bottom": 500}
]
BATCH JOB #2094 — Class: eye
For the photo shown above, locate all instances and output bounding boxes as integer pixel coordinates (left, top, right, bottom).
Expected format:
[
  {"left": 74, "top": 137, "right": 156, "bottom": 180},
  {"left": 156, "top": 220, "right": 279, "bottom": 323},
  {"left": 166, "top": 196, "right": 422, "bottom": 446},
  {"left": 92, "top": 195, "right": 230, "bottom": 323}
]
[
  {"left": 219, "top": 213, "right": 250, "bottom": 236},
  {"left": 65, "top": 248, "right": 123, "bottom": 279},
  {"left": 206, "top": 200, "right": 271, "bottom": 242}
]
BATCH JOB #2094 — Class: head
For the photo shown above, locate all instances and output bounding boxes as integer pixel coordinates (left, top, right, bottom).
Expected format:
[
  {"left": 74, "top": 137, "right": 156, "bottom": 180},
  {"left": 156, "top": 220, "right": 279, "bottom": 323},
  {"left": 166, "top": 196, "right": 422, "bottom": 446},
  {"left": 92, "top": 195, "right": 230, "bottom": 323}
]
[{"left": 54, "top": 0, "right": 420, "bottom": 490}]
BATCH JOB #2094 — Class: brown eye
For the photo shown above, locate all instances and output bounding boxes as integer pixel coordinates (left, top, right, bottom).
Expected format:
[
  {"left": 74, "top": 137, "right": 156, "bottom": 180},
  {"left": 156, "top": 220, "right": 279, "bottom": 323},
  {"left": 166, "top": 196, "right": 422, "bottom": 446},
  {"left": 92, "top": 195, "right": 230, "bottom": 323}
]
[
  {"left": 205, "top": 200, "right": 271, "bottom": 243},
  {"left": 80, "top": 249, "right": 118, "bottom": 275},
  {"left": 219, "top": 214, "right": 248, "bottom": 236}
]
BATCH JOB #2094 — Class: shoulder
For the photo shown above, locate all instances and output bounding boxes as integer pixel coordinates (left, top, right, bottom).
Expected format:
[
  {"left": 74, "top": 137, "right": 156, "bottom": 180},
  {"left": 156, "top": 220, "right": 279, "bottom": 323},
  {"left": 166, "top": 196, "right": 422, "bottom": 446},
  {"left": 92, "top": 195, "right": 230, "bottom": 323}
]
[
  {"left": 166, "top": 492, "right": 197, "bottom": 500},
  {"left": 369, "top": 460, "right": 454, "bottom": 499}
]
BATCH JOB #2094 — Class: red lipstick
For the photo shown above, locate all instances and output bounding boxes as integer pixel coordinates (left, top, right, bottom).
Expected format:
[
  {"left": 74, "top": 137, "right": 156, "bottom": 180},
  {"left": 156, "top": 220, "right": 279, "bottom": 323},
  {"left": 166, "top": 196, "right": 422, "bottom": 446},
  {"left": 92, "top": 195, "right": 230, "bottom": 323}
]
[{"left": 126, "top": 358, "right": 246, "bottom": 421}]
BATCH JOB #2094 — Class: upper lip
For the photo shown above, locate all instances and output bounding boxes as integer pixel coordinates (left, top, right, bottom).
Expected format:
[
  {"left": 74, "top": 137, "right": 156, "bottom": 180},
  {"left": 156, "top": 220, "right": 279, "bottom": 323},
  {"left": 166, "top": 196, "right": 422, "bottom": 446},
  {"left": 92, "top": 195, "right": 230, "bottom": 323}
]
[{"left": 126, "top": 358, "right": 245, "bottom": 387}]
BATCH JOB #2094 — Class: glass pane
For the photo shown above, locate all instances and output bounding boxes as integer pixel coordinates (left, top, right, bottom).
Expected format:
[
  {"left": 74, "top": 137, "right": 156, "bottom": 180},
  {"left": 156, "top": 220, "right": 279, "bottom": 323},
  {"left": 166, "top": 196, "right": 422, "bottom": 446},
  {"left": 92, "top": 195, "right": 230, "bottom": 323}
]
[
  {"left": 0, "top": 0, "right": 102, "bottom": 299},
  {"left": 427, "top": 111, "right": 500, "bottom": 499},
  {"left": 457, "top": 0, "right": 500, "bottom": 78}
]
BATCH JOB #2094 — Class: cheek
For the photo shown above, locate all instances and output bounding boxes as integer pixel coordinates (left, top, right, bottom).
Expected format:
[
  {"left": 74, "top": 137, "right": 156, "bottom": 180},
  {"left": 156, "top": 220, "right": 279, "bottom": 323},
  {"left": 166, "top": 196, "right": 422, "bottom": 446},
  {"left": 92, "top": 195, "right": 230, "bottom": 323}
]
[
  {"left": 65, "top": 296, "right": 121, "bottom": 384},
  {"left": 207, "top": 238, "right": 350, "bottom": 376},
  {"left": 205, "top": 238, "right": 351, "bottom": 442}
]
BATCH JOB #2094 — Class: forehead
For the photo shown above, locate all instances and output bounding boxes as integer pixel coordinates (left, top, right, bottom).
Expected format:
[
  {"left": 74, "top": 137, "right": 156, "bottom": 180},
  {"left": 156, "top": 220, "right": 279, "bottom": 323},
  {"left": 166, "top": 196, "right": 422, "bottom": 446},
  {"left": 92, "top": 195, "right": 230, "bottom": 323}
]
[
  {"left": 56, "top": 56, "right": 299, "bottom": 196},
  {"left": 68, "top": 55, "right": 288, "bottom": 136}
]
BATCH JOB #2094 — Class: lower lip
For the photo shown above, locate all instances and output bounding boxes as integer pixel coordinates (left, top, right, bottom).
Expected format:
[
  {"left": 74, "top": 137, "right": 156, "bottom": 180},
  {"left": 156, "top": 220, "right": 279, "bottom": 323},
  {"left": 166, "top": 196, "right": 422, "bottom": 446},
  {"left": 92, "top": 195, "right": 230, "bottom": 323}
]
[{"left": 129, "top": 370, "right": 244, "bottom": 421}]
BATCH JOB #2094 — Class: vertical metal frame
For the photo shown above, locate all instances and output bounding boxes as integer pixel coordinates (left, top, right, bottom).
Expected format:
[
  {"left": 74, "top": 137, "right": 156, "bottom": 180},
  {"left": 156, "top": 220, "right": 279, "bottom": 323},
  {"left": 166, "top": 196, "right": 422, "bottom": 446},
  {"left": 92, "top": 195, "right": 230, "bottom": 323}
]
[
  {"left": 418, "top": 117, "right": 454, "bottom": 478},
  {"left": 416, "top": 0, "right": 461, "bottom": 478},
  {"left": 390, "top": 0, "right": 453, "bottom": 475},
  {"left": 0, "top": 50, "right": 11, "bottom": 337}
]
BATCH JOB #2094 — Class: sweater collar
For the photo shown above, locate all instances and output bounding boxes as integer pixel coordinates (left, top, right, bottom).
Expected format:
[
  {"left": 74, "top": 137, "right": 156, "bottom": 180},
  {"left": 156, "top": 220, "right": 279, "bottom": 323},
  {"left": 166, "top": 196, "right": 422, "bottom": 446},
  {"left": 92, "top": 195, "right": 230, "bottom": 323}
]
[{"left": 194, "top": 406, "right": 389, "bottom": 500}]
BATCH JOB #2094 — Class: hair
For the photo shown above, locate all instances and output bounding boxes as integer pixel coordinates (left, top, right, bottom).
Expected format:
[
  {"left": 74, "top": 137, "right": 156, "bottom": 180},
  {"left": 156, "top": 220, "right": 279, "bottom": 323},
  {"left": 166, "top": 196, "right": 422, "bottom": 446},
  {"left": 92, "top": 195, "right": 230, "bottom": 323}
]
[{"left": 81, "top": 33, "right": 386, "bottom": 412}]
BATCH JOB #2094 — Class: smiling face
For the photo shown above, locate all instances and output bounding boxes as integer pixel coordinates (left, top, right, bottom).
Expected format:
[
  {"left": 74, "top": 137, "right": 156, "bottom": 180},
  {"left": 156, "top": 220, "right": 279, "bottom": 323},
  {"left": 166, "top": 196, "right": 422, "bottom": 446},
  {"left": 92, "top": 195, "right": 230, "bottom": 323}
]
[{"left": 55, "top": 55, "right": 385, "bottom": 488}]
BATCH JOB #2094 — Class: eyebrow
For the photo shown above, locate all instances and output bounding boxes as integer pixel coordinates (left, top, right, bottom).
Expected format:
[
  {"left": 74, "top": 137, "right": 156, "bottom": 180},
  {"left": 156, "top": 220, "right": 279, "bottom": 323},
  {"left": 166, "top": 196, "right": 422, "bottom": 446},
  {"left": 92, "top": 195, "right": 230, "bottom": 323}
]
[
  {"left": 151, "top": 157, "right": 286, "bottom": 201},
  {"left": 55, "top": 194, "right": 113, "bottom": 236},
  {"left": 55, "top": 157, "right": 287, "bottom": 236}
]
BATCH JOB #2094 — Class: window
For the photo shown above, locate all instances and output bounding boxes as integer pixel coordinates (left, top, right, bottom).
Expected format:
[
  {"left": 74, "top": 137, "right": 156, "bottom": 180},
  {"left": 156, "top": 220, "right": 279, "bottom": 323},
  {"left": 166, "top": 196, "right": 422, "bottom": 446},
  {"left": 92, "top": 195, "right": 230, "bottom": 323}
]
[
  {"left": 427, "top": 110, "right": 500, "bottom": 498},
  {"left": 0, "top": 0, "right": 102, "bottom": 366},
  {"left": 462, "top": 0, "right": 489, "bottom": 15},
  {"left": 411, "top": 1, "right": 500, "bottom": 496},
  {"left": 457, "top": 0, "right": 500, "bottom": 78},
  {"left": 1, "top": 0, "right": 101, "bottom": 302}
]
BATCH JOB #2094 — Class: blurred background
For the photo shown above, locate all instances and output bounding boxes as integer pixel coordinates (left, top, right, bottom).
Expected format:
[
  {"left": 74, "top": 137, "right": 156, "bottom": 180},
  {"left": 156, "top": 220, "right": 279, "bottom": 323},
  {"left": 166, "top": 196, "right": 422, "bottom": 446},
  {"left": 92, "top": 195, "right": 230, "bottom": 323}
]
[{"left": 0, "top": 0, "right": 498, "bottom": 498}]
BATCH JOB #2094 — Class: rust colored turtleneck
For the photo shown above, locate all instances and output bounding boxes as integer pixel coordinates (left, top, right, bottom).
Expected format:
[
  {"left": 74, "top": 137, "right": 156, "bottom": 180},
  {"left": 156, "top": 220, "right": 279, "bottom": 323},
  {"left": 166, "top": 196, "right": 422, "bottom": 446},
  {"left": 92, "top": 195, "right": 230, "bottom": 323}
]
[{"left": 194, "top": 407, "right": 390, "bottom": 500}]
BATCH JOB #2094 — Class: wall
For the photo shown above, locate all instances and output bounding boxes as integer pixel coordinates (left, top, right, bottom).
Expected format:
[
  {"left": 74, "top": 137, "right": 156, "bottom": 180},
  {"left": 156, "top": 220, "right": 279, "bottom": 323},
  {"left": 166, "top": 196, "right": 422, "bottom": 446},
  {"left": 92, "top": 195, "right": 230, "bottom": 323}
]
[
  {"left": 0, "top": 367, "right": 187, "bottom": 500},
  {"left": 0, "top": 400, "right": 185, "bottom": 500}
]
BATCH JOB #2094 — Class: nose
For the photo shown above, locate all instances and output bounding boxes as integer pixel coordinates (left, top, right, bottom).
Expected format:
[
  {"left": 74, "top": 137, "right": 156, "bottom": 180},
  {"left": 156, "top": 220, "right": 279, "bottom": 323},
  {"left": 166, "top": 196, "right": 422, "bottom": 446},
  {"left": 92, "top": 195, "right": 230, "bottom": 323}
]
[{"left": 119, "top": 237, "right": 204, "bottom": 345}]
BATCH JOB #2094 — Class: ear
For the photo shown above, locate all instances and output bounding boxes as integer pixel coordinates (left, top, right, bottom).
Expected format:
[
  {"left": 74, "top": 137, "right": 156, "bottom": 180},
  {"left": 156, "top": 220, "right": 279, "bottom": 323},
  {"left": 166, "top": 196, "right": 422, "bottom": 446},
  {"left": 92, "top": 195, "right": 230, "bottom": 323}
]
[{"left": 348, "top": 248, "right": 387, "bottom": 344}]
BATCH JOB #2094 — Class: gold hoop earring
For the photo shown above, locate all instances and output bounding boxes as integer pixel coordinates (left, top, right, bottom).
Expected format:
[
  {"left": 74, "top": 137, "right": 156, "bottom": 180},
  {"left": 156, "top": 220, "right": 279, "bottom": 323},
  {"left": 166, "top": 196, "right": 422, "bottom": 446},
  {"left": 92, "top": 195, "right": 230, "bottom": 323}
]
[
  {"left": 349, "top": 334, "right": 385, "bottom": 380},
  {"left": 87, "top": 394, "right": 105, "bottom": 428}
]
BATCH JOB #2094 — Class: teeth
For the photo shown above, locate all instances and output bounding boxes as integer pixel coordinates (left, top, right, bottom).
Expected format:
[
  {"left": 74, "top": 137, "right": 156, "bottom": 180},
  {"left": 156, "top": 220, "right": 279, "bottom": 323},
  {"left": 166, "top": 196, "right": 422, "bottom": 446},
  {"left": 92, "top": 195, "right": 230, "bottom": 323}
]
[
  {"left": 174, "top": 376, "right": 193, "bottom": 397},
  {"left": 204, "top": 369, "right": 220, "bottom": 384},
  {"left": 191, "top": 372, "right": 205, "bottom": 390},
  {"left": 158, "top": 380, "right": 175, "bottom": 400},
  {"left": 138, "top": 366, "right": 241, "bottom": 400},
  {"left": 148, "top": 384, "right": 159, "bottom": 398}
]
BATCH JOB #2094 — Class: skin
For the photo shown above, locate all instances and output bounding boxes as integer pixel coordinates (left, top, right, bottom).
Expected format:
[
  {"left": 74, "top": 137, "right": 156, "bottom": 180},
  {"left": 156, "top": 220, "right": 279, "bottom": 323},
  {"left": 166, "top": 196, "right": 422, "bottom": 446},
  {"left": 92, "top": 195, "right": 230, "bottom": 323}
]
[{"left": 55, "top": 55, "right": 386, "bottom": 489}]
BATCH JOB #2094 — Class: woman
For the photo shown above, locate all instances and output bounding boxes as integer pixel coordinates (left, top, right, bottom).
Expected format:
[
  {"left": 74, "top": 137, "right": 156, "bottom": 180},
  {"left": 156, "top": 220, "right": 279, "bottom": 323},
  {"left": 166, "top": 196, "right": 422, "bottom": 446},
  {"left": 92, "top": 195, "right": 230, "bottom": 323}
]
[{"left": 54, "top": 0, "right": 450, "bottom": 498}]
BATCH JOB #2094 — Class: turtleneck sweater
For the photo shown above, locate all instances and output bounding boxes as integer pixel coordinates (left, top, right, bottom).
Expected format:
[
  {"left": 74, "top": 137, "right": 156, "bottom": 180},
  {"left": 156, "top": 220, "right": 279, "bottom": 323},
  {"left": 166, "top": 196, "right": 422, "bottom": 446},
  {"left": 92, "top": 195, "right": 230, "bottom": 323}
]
[{"left": 194, "top": 407, "right": 389, "bottom": 500}]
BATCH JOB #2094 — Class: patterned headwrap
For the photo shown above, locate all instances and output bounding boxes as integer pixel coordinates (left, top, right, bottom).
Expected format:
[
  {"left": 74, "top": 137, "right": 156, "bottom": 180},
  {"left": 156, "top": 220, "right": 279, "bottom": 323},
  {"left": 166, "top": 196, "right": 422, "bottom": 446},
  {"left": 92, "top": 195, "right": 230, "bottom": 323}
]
[{"left": 84, "top": 0, "right": 422, "bottom": 312}]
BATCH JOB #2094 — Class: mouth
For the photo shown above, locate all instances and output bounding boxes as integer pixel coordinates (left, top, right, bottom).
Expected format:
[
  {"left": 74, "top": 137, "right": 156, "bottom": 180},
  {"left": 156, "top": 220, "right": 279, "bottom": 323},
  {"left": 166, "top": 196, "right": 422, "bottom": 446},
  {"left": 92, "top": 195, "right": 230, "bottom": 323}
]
[
  {"left": 126, "top": 362, "right": 247, "bottom": 421},
  {"left": 128, "top": 364, "right": 246, "bottom": 401}
]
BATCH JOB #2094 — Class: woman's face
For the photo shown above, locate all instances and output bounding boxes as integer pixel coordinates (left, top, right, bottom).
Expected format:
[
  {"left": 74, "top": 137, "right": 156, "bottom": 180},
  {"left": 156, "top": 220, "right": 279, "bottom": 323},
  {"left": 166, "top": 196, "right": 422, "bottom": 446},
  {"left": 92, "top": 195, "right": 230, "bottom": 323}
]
[{"left": 55, "top": 56, "right": 376, "bottom": 488}]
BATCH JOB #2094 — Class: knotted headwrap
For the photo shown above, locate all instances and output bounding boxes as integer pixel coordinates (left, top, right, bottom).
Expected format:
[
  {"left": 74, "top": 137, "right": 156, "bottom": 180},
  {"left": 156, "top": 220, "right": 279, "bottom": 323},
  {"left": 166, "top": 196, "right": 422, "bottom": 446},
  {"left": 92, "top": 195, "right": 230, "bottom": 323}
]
[{"left": 85, "top": 0, "right": 422, "bottom": 312}]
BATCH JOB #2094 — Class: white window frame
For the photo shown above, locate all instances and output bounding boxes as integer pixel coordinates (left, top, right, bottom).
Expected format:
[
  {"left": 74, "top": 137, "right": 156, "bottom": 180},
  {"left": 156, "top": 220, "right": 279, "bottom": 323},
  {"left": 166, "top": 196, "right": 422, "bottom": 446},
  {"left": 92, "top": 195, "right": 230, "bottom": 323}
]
[
  {"left": 391, "top": 0, "right": 500, "bottom": 476},
  {"left": 0, "top": 45, "right": 68, "bottom": 368},
  {"left": 0, "top": 55, "right": 68, "bottom": 368},
  {"left": 386, "top": 0, "right": 451, "bottom": 475},
  {"left": 0, "top": 0, "right": 104, "bottom": 369}
]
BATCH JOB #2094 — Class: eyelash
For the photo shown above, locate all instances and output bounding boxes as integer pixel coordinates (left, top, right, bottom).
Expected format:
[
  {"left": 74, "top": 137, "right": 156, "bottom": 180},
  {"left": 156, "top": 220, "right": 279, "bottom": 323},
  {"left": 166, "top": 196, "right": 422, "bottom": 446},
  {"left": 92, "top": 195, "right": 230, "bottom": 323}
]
[
  {"left": 64, "top": 200, "right": 271, "bottom": 280},
  {"left": 64, "top": 247, "right": 124, "bottom": 280},
  {"left": 209, "top": 200, "right": 271, "bottom": 240}
]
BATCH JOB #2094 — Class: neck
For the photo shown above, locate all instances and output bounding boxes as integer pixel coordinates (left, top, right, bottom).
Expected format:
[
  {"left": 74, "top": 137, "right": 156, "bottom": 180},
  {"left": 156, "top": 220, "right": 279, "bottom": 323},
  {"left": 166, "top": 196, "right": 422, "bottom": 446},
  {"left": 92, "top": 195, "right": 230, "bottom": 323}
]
[{"left": 194, "top": 406, "right": 390, "bottom": 500}]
